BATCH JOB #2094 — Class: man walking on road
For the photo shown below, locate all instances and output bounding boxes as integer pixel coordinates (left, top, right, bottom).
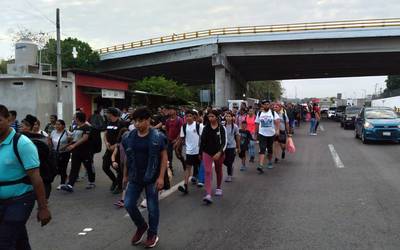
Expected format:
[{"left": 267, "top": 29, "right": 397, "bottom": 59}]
[
  {"left": 122, "top": 107, "right": 168, "bottom": 248},
  {"left": 0, "top": 104, "right": 51, "bottom": 250},
  {"left": 255, "top": 100, "right": 280, "bottom": 173},
  {"left": 177, "top": 110, "right": 203, "bottom": 194},
  {"left": 165, "top": 108, "right": 183, "bottom": 174},
  {"left": 103, "top": 108, "right": 127, "bottom": 194}
]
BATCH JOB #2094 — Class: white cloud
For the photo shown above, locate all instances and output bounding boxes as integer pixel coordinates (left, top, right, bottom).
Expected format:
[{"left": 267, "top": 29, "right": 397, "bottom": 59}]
[{"left": 0, "top": 0, "right": 396, "bottom": 97}]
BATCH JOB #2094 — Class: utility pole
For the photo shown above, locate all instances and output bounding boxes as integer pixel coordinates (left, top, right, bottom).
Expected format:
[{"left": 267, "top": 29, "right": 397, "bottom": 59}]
[{"left": 56, "top": 8, "right": 63, "bottom": 119}]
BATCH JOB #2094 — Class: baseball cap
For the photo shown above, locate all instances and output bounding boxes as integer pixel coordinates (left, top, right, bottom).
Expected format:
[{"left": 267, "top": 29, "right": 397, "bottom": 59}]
[{"left": 107, "top": 107, "right": 121, "bottom": 117}]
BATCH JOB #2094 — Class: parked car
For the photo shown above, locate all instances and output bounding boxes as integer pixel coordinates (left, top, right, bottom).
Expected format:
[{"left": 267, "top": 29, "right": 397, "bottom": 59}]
[
  {"left": 341, "top": 106, "right": 362, "bottom": 129},
  {"left": 334, "top": 106, "right": 347, "bottom": 121},
  {"left": 355, "top": 107, "right": 400, "bottom": 144},
  {"left": 328, "top": 107, "right": 336, "bottom": 119}
]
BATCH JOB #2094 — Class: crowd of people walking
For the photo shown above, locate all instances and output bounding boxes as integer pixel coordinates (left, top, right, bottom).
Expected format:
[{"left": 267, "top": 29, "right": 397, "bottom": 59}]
[{"left": 0, "top": 99, "right": 322, "bottom": 249}]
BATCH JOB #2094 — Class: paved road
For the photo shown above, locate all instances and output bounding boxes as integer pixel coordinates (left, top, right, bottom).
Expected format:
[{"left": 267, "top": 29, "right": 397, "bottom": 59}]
[{"left": 28, "top": 120, "right": 400, "bottom": 250}]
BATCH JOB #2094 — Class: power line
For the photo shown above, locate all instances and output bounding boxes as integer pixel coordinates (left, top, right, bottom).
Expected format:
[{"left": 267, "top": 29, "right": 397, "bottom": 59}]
[{"left": 22, "top": 0, "right": 56, "bottom": 26}]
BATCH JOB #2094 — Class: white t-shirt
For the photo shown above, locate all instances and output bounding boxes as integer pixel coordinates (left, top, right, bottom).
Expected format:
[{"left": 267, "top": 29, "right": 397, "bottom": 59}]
[
  {"left": 278, "top": 111, "right": 289, "bottom": 131},
  {"left": 180, "top": 122, "right": 204, "bottom": 155},
  {"left": 255, "top": 110, "right": 280, "bottom": 137},
  {"left": 50, "top": 130, "right": 70, "bottom": 152}
]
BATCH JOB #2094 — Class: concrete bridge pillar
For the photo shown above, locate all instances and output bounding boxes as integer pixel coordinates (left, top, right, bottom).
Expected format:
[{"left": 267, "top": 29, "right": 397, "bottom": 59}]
[
  {"left": 213, "top": 54, "right": 243, "bottom": 107},
  {"left": 214, "top": 66, "right": 228, "bottom": 107}
]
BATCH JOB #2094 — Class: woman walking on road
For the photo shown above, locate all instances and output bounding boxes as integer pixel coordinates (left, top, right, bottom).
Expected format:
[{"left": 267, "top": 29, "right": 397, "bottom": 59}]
[
  {"left": 199, "top": 109, "right": 227, "bottom": 204},
  {"left": 49, "top": 119, "right": 71, "bottom": 190},
  {"left": 223, "top": 112, "right": 240, "bottom": 182},
  {"left": 245, "top": 108, "right": 257, "bottom": 162}
]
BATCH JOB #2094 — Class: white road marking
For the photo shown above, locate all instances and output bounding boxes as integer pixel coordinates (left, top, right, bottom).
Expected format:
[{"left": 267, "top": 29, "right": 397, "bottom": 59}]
[
  {"left": 78, "top": 232, "right": 87, "bottom": 236},
  {"left": 319, "top": 125, "right": 325, "bottom": 131},
  {"left": 328, "top": 144, "right": 344, "bottom": 168},
  {"left": 124, "top": 180, "right": 185, "bottom": 218},
  {"left": 83, "top": 228, "right": 93, "bottom": 232}
]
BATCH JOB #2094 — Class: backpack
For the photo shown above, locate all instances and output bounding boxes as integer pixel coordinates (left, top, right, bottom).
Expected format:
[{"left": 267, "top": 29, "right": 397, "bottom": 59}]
[
  {"left": 14, "top": 133, "right": 57, "bottom": 184},
  {"left": 257, "top": 110, "right": 275, "bottom": 119},
  {"left": 89, "top": 126, "right": 102, "bottom": 154},
  {"left": 182, "top": 123, "right": 200, "bottom": 137}
]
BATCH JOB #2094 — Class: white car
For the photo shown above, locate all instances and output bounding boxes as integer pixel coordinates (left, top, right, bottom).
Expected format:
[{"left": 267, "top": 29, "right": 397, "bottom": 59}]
[{"left": 328, "top": 107, "right": 336, "bottom": 119}]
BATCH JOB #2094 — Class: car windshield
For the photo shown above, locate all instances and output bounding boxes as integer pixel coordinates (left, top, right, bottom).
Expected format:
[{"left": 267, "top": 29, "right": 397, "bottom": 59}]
[
  {"left": 365, "top": 109, "right": 398, "bottom": 119},
  {"left": 346, "top": 108, "right": 361, "bottom": 114}
]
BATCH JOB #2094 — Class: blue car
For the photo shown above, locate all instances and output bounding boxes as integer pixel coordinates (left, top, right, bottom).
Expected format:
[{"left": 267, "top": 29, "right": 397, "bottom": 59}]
[{"left": 355, "top": 107, "right": 400, "bottom": 144}]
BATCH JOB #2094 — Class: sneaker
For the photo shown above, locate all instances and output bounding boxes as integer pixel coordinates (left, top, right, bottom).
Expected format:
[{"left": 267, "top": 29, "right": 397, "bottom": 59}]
[
  {"left": 225, "top": 176, "right": 232, "bottom": 182},
  {"left": 203, "top": 194, "right": 213, "bottom": 204},
  {"left": 275, "top": 158, "right": 279, "bottom": 164},
  {"left": 110, "top": 182, "right": 117, "bottom": 192},
  {"left": 190, "top": 177, "right": 197, "bottom": 184},
  {"left": 57, "top": 184, "right": 65, "bottom": 190},
  {"left": 240, "top": 165, "right": 247, "bottom": 171},
  {"left": 131, "top": 224, "right": 149, "bottom": 245},
  {"left": 197, "top": 182, "right": 204, "bottom": 187},
  {"left": 112, "top": 187, "right": 123, "bottom": 195},
  {"left": 249, "top": 156, "right": 255, "bottom": 163},
  {"left": 140, "top": 199, "right": 147, "bottom": 208},
  {"left": 267, "top": 162, "right": 274, "bottom": 169},
  {"left": 61, "top": 184, "right": 74, "bottom": 193},
  {"left": 178, "top": 184, "right": 188, "bottom": 195},
  {"left": 257, "top": 165, "right": 264, "bottom": 174},
  {"left": 144, "top": 234, "right": 159, "bottom": 248},
  {"left": 215, "top": 189, "right": 223, "bottom": 196},
  {"left": 282, "top": 151, "right": 286, "bottom": 159},
  {"left": 86, "top": 183, "right": 96, "bottom": 190}
]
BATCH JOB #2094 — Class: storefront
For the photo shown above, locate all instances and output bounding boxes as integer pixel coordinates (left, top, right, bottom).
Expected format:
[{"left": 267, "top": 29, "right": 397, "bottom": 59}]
[{"left": 67, "top": 70, "right": 131, "bottom": 117}]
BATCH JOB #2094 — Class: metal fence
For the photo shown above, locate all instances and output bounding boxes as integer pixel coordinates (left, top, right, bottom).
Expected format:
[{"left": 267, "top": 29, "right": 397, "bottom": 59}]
[{"left": 98, "top": 18, "right": 400, "bottom": 54}]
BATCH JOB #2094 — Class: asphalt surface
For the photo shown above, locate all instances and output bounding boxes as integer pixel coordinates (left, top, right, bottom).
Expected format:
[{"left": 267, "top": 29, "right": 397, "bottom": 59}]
[{"left": 27, "top": 120, "right": 400, "bottom": 250}]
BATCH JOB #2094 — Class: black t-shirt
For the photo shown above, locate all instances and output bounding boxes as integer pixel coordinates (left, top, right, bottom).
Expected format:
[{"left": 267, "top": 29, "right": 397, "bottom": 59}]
[
  {"left": 239, "top": 129, "right": 252, "bottom": 149},
  {"left": 72, "top": 124, "right": 91, "bottom": 154},
  {"left": 131, "top": 133, "right": 150, "bottom": 184},
  {"left": 106, "top": 120, "right": 127, "bottom": 145}
]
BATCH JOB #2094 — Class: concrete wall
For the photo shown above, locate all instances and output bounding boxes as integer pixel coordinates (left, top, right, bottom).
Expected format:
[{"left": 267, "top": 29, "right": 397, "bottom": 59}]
[
  {"left": 0, "top": 76, "right": 73, "bottom": 127},
  {"left": 372, "top": 96, "right": 400, "bottom": 110}
]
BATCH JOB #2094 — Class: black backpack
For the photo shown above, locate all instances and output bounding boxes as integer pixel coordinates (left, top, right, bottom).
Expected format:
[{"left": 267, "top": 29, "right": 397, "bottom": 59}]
[
  {"left": 89, "top": 126, "right": 102, "bottom": 154},
  {"left": 182, "top": 123, "right": 200, "bottom": 137},
  {"left": 257, "top": 110, "right": 276, "bottom": 119},
  {"left": 11, "top": 133, "right": 57, "bottom": 185}
]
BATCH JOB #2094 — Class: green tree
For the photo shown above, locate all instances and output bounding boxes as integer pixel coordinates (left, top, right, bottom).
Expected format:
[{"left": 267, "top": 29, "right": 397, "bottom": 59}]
[
  {"left": 132, "top": 76, "right": 193, "bottom": 101},
  {"left": 385, "top": 75, "right": 400, "bottom": 91},
  {"left": 41, "top": 37, "right": 100, "bottom": 70},
  {"left": 0, "top": 59, "right": 7, "bottom": 74},
  {"left": 246, "top": 80, "right": 283, "bottom": 100}
]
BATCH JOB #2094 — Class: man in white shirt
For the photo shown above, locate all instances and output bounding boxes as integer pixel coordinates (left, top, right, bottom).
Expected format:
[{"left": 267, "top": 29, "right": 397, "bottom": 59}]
[
  {"left": 255, "top": 100, "right": 280, "bottom": 173},
  {"left": 177, "top": 110, "right": 204, "bottom": 194}
]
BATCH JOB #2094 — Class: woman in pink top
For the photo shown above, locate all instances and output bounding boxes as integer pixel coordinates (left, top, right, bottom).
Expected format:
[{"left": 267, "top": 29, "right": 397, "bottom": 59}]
[{"left": 245, "top": 108, "right": 256, "bottom": 162}]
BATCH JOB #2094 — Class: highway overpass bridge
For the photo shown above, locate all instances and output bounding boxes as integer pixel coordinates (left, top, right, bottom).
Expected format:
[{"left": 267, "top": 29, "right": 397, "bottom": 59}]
[{"left": 98, "top": 19, "right": 400, "bottom": 106}]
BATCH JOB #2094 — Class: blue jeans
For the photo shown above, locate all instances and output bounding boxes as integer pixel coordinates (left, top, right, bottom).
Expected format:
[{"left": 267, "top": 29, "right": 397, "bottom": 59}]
[
  {"left": 248, "top": 140, "right": 256, "bottom": 158},
  {"left": 125, "top": 182, "right": 159, "bottom": 236},
  {"left": 197, "top": 161, "right": 205, "bottom": 184},
  {"left": 310, "top": 118, "right": 317, "bottom": 134},
  {"left": 0, "top": 191, "right": 35, "bottom": 250}
]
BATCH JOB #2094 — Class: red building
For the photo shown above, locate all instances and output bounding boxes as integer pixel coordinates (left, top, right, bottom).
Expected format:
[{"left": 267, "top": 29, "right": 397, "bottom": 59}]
[{"left": 65, "top": 70, "right": 131, "bottom": 117}]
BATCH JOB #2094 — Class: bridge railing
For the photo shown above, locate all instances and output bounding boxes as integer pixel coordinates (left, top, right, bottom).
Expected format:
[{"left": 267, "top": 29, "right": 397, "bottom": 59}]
[{"left": 98, "top": 18, "right": 400, "bottom": 54}]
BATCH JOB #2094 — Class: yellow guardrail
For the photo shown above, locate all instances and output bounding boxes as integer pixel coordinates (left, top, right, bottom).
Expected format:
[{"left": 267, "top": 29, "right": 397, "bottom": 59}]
[{"left": 98, "top": 18, "right": 400, "bottom": 54}]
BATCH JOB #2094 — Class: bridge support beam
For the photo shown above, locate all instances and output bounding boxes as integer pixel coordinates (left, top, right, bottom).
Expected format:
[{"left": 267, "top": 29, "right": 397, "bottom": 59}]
[{"left": 212, "top": 54, "right": 245, "bottom": 107}]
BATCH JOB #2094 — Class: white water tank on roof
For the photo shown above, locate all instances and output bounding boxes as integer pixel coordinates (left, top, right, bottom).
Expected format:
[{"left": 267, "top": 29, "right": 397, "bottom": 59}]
[{"left": 15, "top": 39, "right": 38, "bottom": 66}]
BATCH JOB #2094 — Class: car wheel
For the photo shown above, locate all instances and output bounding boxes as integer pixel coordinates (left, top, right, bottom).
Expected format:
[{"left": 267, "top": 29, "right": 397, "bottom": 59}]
[
  {"left": 355, "top": 129, "right": 359, "bottom": 138},
  {"left": 340, "top": 122, "right": 344, "bottom": 128},
  {"left": 344, "top": 124, "right": 348, "bottom": 130},
  {"left": 361, "top": 131, "right": 368, "bottom": 144}
]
